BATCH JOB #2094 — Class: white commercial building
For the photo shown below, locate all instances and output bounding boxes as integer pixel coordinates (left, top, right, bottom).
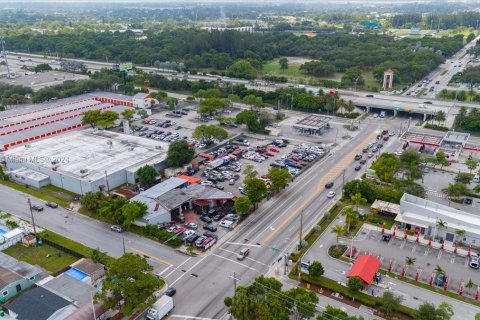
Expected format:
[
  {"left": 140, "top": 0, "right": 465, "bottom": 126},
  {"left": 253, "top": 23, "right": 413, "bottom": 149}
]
[
  {"left": 3, "top": 129, "right": 169, "bottom": 195},
  {"left": 132, "top": 92, "right": 152, "bottom": 109},
  {"left": 396, "top": 193, "right": 480, "bottom": 245}
]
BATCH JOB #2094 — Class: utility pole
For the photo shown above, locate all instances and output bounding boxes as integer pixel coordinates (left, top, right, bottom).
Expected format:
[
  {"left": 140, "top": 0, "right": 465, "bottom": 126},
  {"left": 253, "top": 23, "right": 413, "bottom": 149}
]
[
  {"left": 299, "top": 209, "right": 303, "bottom": 250},
  {"left": 284, "top": 254, "right": 288, "bottom": 275},
  {"left": 27, "top": 199, "right": 37, "bottom": 237},
  {"left": 122, "top": 237, "right": 126, "bottom": 254},
  {"left": 0, "top": 38, "right": 12, "bottom": 79}
]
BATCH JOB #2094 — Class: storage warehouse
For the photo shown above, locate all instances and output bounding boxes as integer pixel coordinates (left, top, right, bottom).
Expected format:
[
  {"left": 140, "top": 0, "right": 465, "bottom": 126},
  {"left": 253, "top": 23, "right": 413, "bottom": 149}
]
[
  {"left": 0, "top": 93, "right": 135, "bottom": 151},
  {"left": 3, "top": 129, "right": 169, "bottom": 195}
]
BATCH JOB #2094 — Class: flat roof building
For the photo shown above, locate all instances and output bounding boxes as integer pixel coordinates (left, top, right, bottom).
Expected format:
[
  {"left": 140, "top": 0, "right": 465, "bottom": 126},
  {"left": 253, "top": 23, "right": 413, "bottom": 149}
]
[
  {"left": 396, "top": 193, "right": 480, "bottom": 245},
  {"left": 4, "top": 129, "right": 169, "bottom": 195},
  {"left": 293, "top": 115, "right": 331, "bottom": 136}
]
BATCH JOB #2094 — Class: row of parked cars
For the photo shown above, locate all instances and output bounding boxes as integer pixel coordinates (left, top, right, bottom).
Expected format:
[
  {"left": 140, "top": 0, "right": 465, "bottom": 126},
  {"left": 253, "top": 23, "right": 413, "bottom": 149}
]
[{"left": 271, "top": 144, "right": 327, "bottom": 175}]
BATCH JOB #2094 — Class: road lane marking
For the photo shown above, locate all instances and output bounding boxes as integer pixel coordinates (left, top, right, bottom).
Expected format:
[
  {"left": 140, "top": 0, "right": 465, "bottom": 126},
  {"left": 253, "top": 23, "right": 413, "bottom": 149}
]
[
  {"left": 217, "top": 247, "right": 267, "bottom": 266},
  {"left": 225, "top": 242, "right": 261, "bottom": 247},
  {"left": 211, "top": 253, "right": 259, "bottom": 272},
  {"left": 169, "top": 255, "right": 209, "bottom": 287},
  {"left": 163, "top": 257, "right": 192, "bottom": 279},
  {"left": 158, "top": 265, "right": 172, "bottom": 276},
  {"left": 130, "top": 248, "right": 173, "bottom": 266},
  {"left": 260, "top": 130, "right": 379, "bottom": 245},
  {"left": 170, "top": 315, "right": 219, "bottom": 320}
]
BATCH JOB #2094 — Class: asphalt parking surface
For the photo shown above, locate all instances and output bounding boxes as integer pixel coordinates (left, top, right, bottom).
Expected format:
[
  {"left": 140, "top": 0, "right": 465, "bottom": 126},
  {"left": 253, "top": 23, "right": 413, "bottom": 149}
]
[{"left": 351, "top": 226, "right": 480, "bottom": 296}]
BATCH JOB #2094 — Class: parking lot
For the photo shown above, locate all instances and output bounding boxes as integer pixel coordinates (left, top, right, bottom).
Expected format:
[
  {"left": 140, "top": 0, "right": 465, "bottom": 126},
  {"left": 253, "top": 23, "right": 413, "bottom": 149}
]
[{"left": 348, "top": 226, "right": 480, "bottom": 298}]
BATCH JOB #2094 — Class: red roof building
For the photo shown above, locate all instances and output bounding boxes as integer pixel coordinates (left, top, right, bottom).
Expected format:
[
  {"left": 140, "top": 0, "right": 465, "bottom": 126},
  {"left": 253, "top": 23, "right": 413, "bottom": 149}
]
[{"left": 346, "top": 255, "right": 381, "bottom": 284}]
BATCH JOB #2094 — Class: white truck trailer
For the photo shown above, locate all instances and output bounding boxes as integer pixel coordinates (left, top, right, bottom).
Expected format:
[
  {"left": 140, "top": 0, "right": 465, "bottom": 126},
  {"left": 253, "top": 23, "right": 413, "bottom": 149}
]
[{"left": 146, "top": 295, "right": 174, "bottom": 320}]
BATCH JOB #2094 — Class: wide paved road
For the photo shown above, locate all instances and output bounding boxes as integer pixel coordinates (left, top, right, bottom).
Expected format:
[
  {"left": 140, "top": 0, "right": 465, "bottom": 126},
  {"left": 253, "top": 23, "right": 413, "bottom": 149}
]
[{"left": 164, "top": 121, "right": 391, "bottom": 319}]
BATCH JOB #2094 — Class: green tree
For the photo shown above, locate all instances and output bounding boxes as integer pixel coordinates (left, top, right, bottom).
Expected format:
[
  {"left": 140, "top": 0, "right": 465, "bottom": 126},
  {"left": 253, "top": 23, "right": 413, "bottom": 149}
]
[
  {"left": 400, "top": 149, "right": 423, "bottom": 181},
  {"left": 236, "top": 110, "right": 264, "bottom": 132},
  {"left": 166, "top": 97, "right": 178, "bottom": 109},
  {"left": 227, "top": 59, "right": 257, "bottom": 79},
  {"left": 229, "top": 276, "right": 288, "bottom": 320},
  {"left": 455, "top": 229, "right": 466, "bottom": 242},
  {"left": 466, "top": 159, "right": 479, "bottom": 174},
  {"left": 342, "top": 67, "right": 364, "bottom": 87},
  {"left": 405, "top": 256, "right": 416, "bottom": 269},
  {"left": 97, "top": 196, "right": 129, "bottom": 223},
  {"left": 344, "top": 207, "right": 358, "bottom": 233},
  {"left": 121, "top": 109, "right": 136, "bottom": 121},
  {"left": 0, "top": 166, "right": 8, "bottom": 181},
  {"left": 474, "top": 184, "right": 480, "bottom": 194},
  {"left": 380, "top": 291, "right": 404, "bottom": 317},
  {"left": 91, "top": 248, "right": 109, "bottom": 265},
  {"left": 331, "top": 225, "right": 344, "bottom": 248},
  {"left": 455, "top": 172, "right": 473, "bottom": 184},
  {"left": 317, "top": 305, "right": 364, "bottom": 320},
  {"left": 95, "top": 253, "right": 162, "bottom": 316},
  {"left": 347, "top": 276, "right": 364, "bottom": 294},
  {"left": 120, "top": 201, "right": 148, "bottom": 227},
  {"left": 371, "top": 153, "right": 400, "bottom": 183},
  {"left": 445, "top": 182, "right": 468, "bottom": 198},
  {"left": 415, "top": 301, "right": 454, "bottom": 320},
  {"left": 234, "top": 196, "right": 253, "bottom": 216},
  {"left": 279, "top": 57, "right": 288, "bottom": 70},
  {"left": 284, "top": 287, "right": 318, "bottom": 319},
  {"left": 137, "top": 165, "right": 157, "bottom": 187},
  {"left": 350, "top": 192, "right": 367, "bottom": 211},
  {"left": 307, "top": 261, "right": 324, "bottom": 278},
  {"left": 300, "top": 60, "right": 336, "bottom": 77},
  {"left": 81, "top": 110, "right": 102, "bottom": 128},
  {"left": 435, "top": 151, "right": 449, "bottom": 168},
  {"left": 242, "top": 94, "right": 263, "bottom": 109},
  {"left": 198, "top": 98, "right": 227, "bottom": 116},
  {"left": 434, "top": 110, "right": 446, "bottom": 125},
  {"left": 192, "top": 125, "right": 228, "bottom": 142},
  {"left": 266, "top": 167, "right": 291, "bottom": 192},
  {"left": 97, "top": 110, "right": 119, "bottom": 128},
  {"left": 245, "top": 177, "right": 268, "bottom": 208},
  {"left": 80, "top": 191, "right": 105, "bottom": 213},
  {"left": 476, "top": 312, "right": 480, "bottom": 320},
  {"left": 138, "top": 109, "right": 148, "bottom": 119},
  {"left": 34, "top": 63, "right": 52, "bottom": 73},
  {"left": 166, "top": 140, "right": 195, "bottom": 167},
  {"left": 243, "top": 164, "right": 258, "bottom": 179}
]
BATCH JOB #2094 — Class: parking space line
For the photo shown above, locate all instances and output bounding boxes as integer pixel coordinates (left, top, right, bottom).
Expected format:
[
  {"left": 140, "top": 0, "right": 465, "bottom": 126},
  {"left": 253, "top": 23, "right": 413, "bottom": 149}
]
[
  {"left": 412, "top": 244, "right": 417, "bottom": 253},
  {"left": 424, "top": 248, "right": 430, "bottom": 256},
  {"left": 450, "top": 255, "right": 455, "bottom": 264},
  {"left": 437, "top": 250, "right": 443, "bottom": 260},
  {"left": 400, "top": 240, "right": 406, "bottom": 249}
]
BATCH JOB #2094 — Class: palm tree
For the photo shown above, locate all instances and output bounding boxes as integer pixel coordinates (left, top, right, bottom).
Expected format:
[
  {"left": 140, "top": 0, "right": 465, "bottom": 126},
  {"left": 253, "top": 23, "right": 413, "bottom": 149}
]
[
  {"left": 466, "top": 279, "right": 475, "bottom": 294},
  {"left": 455, "top": 229, "right": 466, "bottom": 243},
  {"left": 405, "top": 256, "right": 416, "bottom": 268},
  {"left": 435, "top": 265, "right": 444, "bottom": 275},
  {"left": 344, "top": 207, "right": 357, "bottom": 234},
  {"left": 331, "top": 225, "right": 345, "bottom": 248},
  {"left": 350, "top": 193, "right": 367, "bottom": 211},
  {"left": 435, "top": 219, "right": 448, "bottom": 240}
]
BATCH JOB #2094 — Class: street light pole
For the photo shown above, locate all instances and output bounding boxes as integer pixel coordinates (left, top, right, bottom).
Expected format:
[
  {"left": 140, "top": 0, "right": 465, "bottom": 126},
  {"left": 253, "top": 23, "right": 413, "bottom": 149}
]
[{"left": 27, "top": 199, "right": 37, "bottom": 237}]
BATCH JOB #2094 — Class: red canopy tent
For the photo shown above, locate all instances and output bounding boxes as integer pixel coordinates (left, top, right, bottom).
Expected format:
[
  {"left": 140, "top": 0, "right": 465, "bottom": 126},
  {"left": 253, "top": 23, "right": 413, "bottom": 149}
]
[{"left": 346, "top": 255, "right": 381, "bottom": 285}]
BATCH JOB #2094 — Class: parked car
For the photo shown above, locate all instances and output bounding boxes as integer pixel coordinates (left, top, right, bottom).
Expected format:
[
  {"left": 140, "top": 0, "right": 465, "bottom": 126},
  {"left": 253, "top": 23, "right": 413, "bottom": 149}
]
[
  {"left": 185, "top": 222, "right": 198, "bottom": 230},
  {"left": 203, "top": 231, "right": 218, "bottom": 239},
  {"left": 110, "top": 225, "right": 125, "bottom": 233},
  {"left": 354, "top": 165, "right": 362, "bottom": 171},
  {"left": 354, "top": 154, "right": 362, "bottom": 160},
  {"left": 225, "top": 214, "right": 239, "bottom": 221},
  {"left": 327, "top": 191, "right": 336, "bottom": 198},
  {"left": 45, "top": 202, "right": 58, "bottom": 208},
  {"left": 203, "top": 224, "right": 217, "bottom": 232},
  {"left": 200, "top": 216, "right": 212, "bottom": 223},
  {"left": 186, "top": 234, "right": 200, "bottom": 243},
  {"left": 435, "top": 273, "right": 446, "bottom": 286},
  {"left": 345, "top": 246, "right": 357, "bottom": 258},
  {"left": 359, "top": 159, "right": 366, "bottom": 165},
  {"left": 236, "top": 248, "right": 250, "bottom": 260},
  {"left": 469, "top": 256, "right": 479, "bottom": 269},
  {"left": 32, "top": 204, "right": 44, "bottom": 211},
  {"left": 382, "top": 234, "right": 392, "bottom": 242}
]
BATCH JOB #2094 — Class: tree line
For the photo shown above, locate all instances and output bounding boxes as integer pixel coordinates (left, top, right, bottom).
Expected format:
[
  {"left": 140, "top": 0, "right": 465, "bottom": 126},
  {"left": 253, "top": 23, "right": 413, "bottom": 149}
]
[{"left": 4, "top": 29, "right": 464, "bottom": 85}]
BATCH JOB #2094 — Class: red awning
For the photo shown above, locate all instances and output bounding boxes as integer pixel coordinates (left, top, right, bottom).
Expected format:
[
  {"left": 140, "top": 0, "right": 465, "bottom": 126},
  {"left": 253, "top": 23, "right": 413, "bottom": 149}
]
[
  {"left": 346, "top": 255, "right": 380, "bottom": 284},
  {"left": 176, "top": 175, "right": 200, "bottom": 184}
]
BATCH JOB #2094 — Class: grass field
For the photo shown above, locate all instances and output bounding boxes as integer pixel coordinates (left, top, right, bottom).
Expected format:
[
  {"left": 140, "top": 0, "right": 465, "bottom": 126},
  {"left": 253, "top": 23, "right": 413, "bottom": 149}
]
[
  {"left": 262, "top": 60, "right": 302, "bottom": 77},
  {"left": 4, "top": 243, "right": 77, "bottom": 273},
  {"left": 0, "top": 180, "right": 74, "bottom": 208}
]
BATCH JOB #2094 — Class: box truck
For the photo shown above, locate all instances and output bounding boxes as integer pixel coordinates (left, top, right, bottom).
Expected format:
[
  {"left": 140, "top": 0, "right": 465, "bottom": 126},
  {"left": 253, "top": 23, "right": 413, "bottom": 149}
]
[{"left": 146, "top": 295, "right": 174, "bottom": 320}]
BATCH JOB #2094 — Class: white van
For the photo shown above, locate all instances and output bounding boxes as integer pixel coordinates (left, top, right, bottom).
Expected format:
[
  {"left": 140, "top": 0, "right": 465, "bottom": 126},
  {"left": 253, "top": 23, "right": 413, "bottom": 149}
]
[{"left": 473, "top": 176, "right": 480, "bottom": 183}]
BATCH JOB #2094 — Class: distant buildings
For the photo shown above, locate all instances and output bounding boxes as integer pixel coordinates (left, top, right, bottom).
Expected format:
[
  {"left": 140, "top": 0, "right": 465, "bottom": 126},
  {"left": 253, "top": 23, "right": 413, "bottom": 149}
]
[
  {"left": 410, "top": 26, "right": 421, "bottom": 35},
  {"left": 201, "top": 26, "right": 254, "bottom": 33}
]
